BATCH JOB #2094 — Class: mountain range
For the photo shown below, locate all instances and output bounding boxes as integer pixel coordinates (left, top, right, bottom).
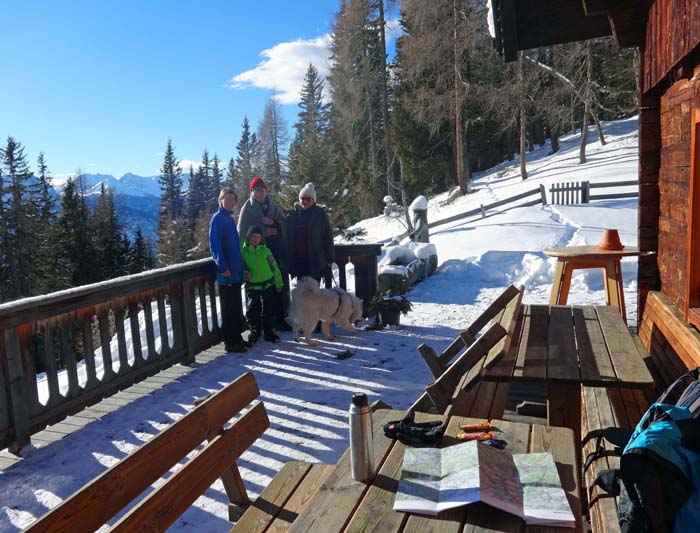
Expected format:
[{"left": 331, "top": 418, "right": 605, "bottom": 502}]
[{"left": 51, "top": 173, "right": 178, "bottom": 242}]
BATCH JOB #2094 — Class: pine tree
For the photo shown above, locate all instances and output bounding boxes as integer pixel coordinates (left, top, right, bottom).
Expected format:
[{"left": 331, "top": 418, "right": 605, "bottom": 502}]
[
  {"left": 32, "top": 152, "right": 64, "bottom": 294},
  {"left": 257, "top": 94, "right": 289, "bottom": 192},
  {"left": 0, "top": 137, "right": 39, "bottom": 299},
  {"left": 235, "top": 117, "right": 255, "bottom": 185},
  {"left": 224, "top": 157, "right": 237, "bottom": 190},
  {"left": 186, "top": 160, "right": 209, "bottom": 229},
  {"left": 0, "top": 167, "right": 8, "bottom": 301},
  {"left": 91, "top": 183, "right": 126, "bottom": 281},
  {"left": 288, "top": 64, "right": 330, "bottom": 192},
  {"left": 56, "top": 176, "right": 94, "bottom": 287},
  {"left": 157, "top": 139, "right": 184, "bottom": 218},
  {"left": 129, "top": 227, "right": 154, "bottom": 273},
  {"left": 210, "top": 154, "right": 222, "bottom": 205},
  {"left": 156, "top": 139, "right": 189, "bottom": 266}
]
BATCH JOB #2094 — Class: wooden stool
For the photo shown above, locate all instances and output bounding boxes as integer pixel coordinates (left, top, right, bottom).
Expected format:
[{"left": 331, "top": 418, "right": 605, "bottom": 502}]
[{"left": 544, "top": 245, "right": 645, "bottom": 322}]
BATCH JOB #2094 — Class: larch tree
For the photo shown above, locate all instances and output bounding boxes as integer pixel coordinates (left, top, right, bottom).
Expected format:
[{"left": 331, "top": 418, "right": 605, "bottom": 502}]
[{"left": 257, "top": 94, "right": 289, "bottom": 193}]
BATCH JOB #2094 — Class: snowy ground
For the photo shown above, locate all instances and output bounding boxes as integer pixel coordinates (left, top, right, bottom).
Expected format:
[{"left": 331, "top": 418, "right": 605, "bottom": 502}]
[{"left": 0, "top": 117, "right": 640, "bottom": 531}]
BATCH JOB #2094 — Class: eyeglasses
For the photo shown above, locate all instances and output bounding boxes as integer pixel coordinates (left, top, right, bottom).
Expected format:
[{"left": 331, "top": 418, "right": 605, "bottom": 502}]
[
  {"left": 300, "top": 196, "right": 314, "bottom": 203},
  {"left": 252, "top": 188, "right": 265, "bottom": 193}
]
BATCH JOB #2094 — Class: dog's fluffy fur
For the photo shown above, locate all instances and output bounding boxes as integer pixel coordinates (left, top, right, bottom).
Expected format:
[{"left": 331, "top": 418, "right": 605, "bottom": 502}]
[{"left": 289, "top": 277, "right": 363, "bottom": 345}]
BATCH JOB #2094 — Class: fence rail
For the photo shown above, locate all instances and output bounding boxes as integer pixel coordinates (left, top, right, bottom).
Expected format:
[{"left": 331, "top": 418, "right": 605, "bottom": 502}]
[
  {"left": 0, "top": 244, "right": 381, "bottom": 453},
  {"left": 409, "top": 179, "right": 640, "bottom": 238}
]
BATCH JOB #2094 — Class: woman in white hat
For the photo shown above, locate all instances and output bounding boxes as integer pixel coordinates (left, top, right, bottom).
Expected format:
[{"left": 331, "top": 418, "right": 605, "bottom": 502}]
[{"left": 286, "top": 182, "right": 334, "bottom": 282}]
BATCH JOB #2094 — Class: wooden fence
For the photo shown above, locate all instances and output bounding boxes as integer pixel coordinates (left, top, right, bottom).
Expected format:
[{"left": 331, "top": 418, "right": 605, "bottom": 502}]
[
  {"left": 0, "top": 244, "right": 381, "bottom": 452},
  {"left": 549, "top": 179, "right": 638, "bottom": 204}
]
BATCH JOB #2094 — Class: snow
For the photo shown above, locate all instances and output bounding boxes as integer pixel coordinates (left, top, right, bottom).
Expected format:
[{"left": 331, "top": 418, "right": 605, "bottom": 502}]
[
  {"left": 409, "top": 195, "right": 428, "bottom": 211},
  {"left": 0, "top": 117, "right": 641, "bottom": 531}
]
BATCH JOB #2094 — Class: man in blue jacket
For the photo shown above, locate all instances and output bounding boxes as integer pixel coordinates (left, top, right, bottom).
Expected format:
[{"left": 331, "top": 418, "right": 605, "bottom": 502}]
[{"left": 209, "top": 188, "right": 248, "bottom": 353}]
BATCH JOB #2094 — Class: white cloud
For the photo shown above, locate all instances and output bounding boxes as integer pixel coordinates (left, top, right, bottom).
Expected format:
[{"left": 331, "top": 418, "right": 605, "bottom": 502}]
[
  {"left": 386, "top": 17, "right": 402, "bottom": 40},
  {"left": 178, "top": 159, "right": 201, "bottom": 172},
  {"left": 87, "top": 163, "right": 97, "bottom": 167},
  {"left": 227, "top": 35, "right": 332, "bottom": 105}
]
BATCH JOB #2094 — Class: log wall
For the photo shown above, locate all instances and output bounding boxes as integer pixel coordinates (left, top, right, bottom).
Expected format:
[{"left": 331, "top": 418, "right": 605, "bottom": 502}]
[
  {"left": 650, "top": 67, "right": 700, "bottom": 312},
  {"left": 643, "top": 0, "right": 700, "bottom": 93}
]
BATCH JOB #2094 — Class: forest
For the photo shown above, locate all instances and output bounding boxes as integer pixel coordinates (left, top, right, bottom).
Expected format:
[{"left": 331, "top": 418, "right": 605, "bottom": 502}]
[{"left": 0, "top": 0, "right": 637, "bottom": 303}]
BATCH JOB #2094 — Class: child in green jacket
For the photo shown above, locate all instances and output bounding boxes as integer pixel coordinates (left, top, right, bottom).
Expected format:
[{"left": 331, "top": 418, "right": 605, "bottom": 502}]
[{"left": 242, "top": 225, "right": 284, "bottom": 343}]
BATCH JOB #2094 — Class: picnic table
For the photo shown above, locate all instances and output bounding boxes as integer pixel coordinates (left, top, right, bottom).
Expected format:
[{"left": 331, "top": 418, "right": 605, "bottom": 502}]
[
  {"left": 483, "top": 304, "right": 654, "bottom": 430},
  {"left": 288, "top": 409, "right": 583, "bottom": 533}
]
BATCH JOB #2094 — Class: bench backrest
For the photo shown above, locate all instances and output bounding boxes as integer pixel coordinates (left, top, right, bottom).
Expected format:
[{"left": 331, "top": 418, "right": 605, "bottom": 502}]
[
  {"left": 417, "top": 284, "right": 522, "bottom": 378},
  {"left": 638, "top": 291, "right": 700, "bottom": 393},
  {"left": 410, "top": 285, "right": 524, "bottom": 415},
  {"left": 27, "top": 371, "right": 269, "bottom": 533}
]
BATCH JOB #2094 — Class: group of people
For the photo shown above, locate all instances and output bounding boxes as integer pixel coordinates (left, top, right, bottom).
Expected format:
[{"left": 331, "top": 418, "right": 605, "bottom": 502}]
[{"left": 209, "top": 178, "right": 335, "bottom": 353}]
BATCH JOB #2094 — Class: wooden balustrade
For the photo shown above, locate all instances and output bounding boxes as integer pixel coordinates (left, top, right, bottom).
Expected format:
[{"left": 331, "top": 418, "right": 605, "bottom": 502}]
[
  {"left": 0, "top": 244, "right": 382, "bottom": 453},
  {"left": 0, "top": 258, "right": 220, "bottom": 453}
]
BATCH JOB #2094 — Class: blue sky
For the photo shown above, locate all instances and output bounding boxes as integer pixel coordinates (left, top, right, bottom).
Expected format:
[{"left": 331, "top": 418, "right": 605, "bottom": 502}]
[{"left": 1, "top": 1, "right": 368, "bottom": 180}]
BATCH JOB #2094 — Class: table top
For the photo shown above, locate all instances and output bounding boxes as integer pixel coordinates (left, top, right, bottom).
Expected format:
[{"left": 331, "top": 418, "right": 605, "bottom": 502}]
[
  {"left": 289, "top": 409, "right": 582, "bottom": 533},
  {"left": 543, "top": 245, "right": 643, "bottom": 259},
  {"left": 485, "top": 304, "right": 654, "bottom": 387}
]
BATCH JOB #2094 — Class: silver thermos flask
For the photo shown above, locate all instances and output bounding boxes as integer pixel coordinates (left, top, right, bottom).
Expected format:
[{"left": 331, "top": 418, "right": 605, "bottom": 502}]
[{"left": 349, "top": 392, "right": 374, "bottom": 482}]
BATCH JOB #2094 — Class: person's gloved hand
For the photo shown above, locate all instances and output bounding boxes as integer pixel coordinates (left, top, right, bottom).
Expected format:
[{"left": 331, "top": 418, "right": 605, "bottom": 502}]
[{"left": 383, "top": 415, "right": 445, "bottom": 446}]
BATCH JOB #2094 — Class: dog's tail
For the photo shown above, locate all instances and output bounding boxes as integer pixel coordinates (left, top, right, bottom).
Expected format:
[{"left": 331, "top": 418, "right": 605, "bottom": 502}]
[{"left": 294, "top": 277, "right": 320, "bottom": 294}]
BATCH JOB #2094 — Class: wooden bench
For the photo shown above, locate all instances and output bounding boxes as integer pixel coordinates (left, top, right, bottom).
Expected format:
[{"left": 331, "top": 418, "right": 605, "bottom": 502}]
[
  {"left": 232, "top": 461, "right": 333, "bottom": 531},
  {"left": 409, "top": 284, "right": 524, "bottom": 418},
  {"left": 582, "top": 291, "right": 700, "bottom": 532},
  {"left": 27, "top": 371, "right": 269, "bottom": 532}
]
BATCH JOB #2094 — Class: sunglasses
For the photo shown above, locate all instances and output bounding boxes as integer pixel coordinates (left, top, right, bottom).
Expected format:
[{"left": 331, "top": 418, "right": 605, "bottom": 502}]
[
  {"left": 252, "top": 188, "right": 265, "bottom": 193},
  {"left": 300, "top": 196, "right": 314, "bottom": 202}
]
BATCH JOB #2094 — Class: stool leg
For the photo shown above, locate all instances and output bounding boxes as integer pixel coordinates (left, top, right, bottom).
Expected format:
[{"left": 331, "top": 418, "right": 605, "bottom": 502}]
[
  {"left": 558, "top": 263, "right": 575, "bottom": 305},
  {"left": 614, "top": 259, "right": 627, "bottom": 322},
  {"left": 550, "top": 261, "right": 565, "bottom": 306},
  {"left": 604, "top": 259, "right": 623, "bottom": 317}
]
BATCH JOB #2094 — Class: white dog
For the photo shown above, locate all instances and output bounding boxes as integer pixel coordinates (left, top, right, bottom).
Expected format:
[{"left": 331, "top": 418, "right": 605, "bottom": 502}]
[{"left": 289, "top": 277, "right": 363, "bottom": 346}]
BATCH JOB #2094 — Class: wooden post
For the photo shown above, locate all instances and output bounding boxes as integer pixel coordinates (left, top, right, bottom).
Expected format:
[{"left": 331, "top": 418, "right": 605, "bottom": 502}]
[
  {"left": 583, "top": 181, "right": 590, "bottom": 203},
  {"left": 181, "top": 280, "right": 198, "bottom": 365},
  {"left": 336, "top": 256, "right": 349, "bottom": 290},
  {"left": 540, "top": 183, "right": 547, "bottom": 205},
  {"left": 5, "top": 328, "right": 32, "bottom": 454}
]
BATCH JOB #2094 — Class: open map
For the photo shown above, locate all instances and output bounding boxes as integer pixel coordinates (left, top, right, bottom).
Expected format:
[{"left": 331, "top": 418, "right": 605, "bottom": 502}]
[{"left": 394, "top": 441, "right": 575, "bottom": 527}]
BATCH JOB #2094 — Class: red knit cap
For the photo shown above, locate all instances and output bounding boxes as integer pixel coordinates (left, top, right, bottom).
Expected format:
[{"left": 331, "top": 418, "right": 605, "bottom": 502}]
[{"left": 249, "top": 176, "right": 267, "bottom": 191}]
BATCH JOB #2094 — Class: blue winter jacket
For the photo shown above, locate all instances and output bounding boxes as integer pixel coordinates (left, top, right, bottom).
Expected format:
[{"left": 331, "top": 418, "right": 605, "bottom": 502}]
[{"left": 209, "top": 207, "right": 243, "bottom": 285}]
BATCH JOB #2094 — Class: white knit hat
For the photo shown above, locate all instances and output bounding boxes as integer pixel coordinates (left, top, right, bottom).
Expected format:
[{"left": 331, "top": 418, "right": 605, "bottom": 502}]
[{"left": 299, "top": 182, "right": 316, "bottom": 201}]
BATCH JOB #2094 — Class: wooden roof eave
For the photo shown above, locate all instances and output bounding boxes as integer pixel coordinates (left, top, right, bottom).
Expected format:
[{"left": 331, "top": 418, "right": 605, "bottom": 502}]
[{"left": 494, "top": 0, "right": 647, "bottom": 62}]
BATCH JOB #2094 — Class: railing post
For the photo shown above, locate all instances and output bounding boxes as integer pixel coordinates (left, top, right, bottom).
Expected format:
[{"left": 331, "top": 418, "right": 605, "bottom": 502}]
[
  {"left": 540, "top": 184, "right": 547, "bottom": 205},
  {"left": 4, "top": 328, "right": 32, "bottom": 454},
  {"left": 583, "top": 181, "right": 590, "bottom": 203},
  {"left": 180, "top": 280, "right": 198, "bottom": 365}
]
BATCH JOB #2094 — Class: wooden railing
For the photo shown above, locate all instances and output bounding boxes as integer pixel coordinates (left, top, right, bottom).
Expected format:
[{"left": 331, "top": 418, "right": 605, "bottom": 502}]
[{"left": 0, "top": 244, "right": 382, "bottom": 453}]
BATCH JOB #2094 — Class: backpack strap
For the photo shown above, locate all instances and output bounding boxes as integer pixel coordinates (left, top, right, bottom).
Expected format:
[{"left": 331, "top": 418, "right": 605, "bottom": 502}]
[{"left": 583, "top": 427, "right": 635, "bottom": 471}]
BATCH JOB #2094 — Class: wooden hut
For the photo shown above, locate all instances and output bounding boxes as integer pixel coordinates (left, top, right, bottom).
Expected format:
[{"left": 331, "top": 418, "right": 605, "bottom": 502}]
[{"left": 492, "top": 0, "right": 700, "bottom": 355}]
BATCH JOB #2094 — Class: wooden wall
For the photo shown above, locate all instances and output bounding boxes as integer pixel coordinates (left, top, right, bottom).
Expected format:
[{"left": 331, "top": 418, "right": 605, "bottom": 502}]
[
  {"left": 651, "top": 69, "right": 700, "bottom": 311},
  {"left": 643, "top": 0, "right": 700, "bottom": 93}
]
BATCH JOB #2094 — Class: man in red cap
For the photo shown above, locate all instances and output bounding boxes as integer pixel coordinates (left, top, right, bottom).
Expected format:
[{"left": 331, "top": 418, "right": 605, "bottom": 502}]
[{"left": 238, "top": 177, "right": 291, "bottom": 330}]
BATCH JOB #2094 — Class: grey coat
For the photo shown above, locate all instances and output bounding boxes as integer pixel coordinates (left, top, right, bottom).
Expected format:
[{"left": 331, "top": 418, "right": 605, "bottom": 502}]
[{"left": 238, "top": 196, "right": 288, "bottom": 270}]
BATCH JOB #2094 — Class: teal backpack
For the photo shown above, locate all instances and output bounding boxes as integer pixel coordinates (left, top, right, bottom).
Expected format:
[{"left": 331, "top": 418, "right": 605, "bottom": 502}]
[{"left": 586, "top": 369, "right": 700, "bottom": 532}]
